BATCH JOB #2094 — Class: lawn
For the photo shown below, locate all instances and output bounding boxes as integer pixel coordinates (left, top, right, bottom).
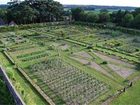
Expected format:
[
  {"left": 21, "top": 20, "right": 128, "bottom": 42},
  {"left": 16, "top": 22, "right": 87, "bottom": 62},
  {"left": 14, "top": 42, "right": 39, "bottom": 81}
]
[{"left": 112, "top": 79, "right": 140, "bottom": 105}]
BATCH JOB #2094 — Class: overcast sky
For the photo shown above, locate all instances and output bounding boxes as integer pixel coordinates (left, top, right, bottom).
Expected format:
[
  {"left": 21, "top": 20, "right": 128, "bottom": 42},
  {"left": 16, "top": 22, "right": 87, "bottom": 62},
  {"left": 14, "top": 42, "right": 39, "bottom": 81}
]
[{"left": 0, "top": 0, "right": 140, "bottom": 7}]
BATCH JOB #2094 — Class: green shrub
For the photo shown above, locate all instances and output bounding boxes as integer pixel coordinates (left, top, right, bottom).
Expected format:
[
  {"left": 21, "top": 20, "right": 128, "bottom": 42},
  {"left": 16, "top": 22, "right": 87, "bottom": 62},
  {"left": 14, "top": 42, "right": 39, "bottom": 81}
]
[{"left": 101, "top": 61, "right": 108, "bottom": 65}]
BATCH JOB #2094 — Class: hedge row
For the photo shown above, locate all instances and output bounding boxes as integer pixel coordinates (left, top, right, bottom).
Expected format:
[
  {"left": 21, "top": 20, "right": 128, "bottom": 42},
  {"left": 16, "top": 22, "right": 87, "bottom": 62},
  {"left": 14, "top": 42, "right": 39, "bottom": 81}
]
[
  {"left": 0, "top": 21, "right": 69, "bottom": 32},
  {"left": 73, "top": 22, "right": 140, "bottom": 36}
]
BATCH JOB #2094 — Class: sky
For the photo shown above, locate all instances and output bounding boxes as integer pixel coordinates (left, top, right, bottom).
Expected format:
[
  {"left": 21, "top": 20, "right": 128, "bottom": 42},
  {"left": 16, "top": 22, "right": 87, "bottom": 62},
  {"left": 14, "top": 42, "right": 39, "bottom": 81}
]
[{"left": 0, "top": 0, "right": 140, "bottom": 7}]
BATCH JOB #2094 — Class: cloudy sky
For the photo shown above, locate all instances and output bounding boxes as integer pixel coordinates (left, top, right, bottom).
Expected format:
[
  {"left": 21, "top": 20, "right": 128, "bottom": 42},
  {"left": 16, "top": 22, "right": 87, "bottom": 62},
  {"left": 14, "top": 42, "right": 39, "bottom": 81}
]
[{"left": 0, "top": 0, "right": 140, "bottom": 7}]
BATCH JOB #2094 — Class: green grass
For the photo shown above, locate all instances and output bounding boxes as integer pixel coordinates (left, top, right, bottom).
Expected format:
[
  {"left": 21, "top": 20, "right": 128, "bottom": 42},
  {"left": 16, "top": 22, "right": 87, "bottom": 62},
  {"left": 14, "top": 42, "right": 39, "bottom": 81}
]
[{"left": 112, "top": 79, "right": 140, "bottom": 105}]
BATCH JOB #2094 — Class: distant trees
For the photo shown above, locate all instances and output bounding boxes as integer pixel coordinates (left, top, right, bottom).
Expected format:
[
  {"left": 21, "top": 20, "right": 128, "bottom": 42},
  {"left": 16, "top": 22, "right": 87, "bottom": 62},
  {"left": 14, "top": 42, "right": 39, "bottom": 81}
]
[
  {"left": 132, "top": 8, "right": 140, "bottom": 16},
  {"left": 71, "top": 8, "right": 99, "bottom": 23},
  {"left": 0, "top": 1, "right": 140, "bottom": 30},
  {"left": 100, "top": 9, "right": 108, "bottom": 13},
  {"left": 71, "top": 7, "right": 140, "bottom": 29},
  {"left": 71, "top": 8, "right": 110, "bottom": 23}
]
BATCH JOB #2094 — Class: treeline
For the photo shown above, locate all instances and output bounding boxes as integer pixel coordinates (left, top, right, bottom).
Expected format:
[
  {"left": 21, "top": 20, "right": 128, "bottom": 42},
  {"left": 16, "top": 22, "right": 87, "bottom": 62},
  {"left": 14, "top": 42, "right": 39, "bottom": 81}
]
[
  {"left": 71, "top": 8, "right": 140, "bottom": 29},
  {"left": 0, "top": 0, "right": 64, "bottom": 24},
  {"left": 64, "top": 5, "right": 136, "bottom": 11},
  {"left": 0, "top": 5, "right": 8, "bottom": 9},
  {"left": 0, "top": 1, "right": 140, "bottom": 30}
]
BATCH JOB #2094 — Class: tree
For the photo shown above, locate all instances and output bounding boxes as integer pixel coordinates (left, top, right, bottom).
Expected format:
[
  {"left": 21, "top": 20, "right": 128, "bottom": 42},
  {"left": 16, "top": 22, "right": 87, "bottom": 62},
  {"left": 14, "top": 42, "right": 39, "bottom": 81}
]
[
  {"left": 86, "top": 12, "right": 99, "bottom": 23},
  {"left": 71, "top": 8, "right": 84, "bottom": 21},
  {"left": 132, "top": 8, "right": 140, "bottom": 17},
  {"left": 111, "top": 10, "right": 126, "bottom": 25},
  {"left": 122, "top": 13, "right": 134, "bottom": 27},
  {"left": 7, "top": 0, "right": 64, "bottom": 24},
  {"left": 99, "top": 12, "right": 110, "bottom": 23},
  {"left": 0, "top": 9, "right": 7, "bottom": 22},
  {"left": 8, "top": 0, "right": 21, "bottom": 5},
  {"left": 131, "top": 14, "right": 140, "bottom": 29},
  {"left": 79, "top": 12, "right": 87, "bottom": 22}
]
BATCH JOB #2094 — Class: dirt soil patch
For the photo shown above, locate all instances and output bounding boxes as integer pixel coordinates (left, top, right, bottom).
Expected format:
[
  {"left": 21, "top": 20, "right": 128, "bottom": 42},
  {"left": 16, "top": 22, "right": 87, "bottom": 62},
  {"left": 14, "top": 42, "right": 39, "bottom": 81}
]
[
  {"left": 108, "top": 63, "right": 135, "bottom": 78},
  {"left": 73, "top": 51, "right": 92, "bottom": 59},
  {"left": 59, "top": 44, "right": 69, "bottom": 50},
  {"left": 93, "top": 52, "right": 135, "bottom": 68},
  {"left": 71, "top": 56, "right": 113, "bottom": 78}
]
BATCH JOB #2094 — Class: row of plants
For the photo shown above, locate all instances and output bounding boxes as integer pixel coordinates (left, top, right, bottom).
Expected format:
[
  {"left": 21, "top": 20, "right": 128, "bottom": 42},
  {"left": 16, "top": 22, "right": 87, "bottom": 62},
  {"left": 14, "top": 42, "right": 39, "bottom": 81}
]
[
  {"left": 116, "top": 45, "right": 139, "bottom": 54},
  {"left": 10, "top": 45, "right": 35, "bottom": 52},
  {"left": 96, "top": 44, "right": 139, "bottom": 59},
  {"left": 0, "top": 22, "right": 69, "bottom": 33},
  {"left": 21, "top": 52, "right": 50, "bottom": 62},
  {"left": 17, "top": 50, "right": 46, "bottom": 59},
  {"left": 27, "top": 58, "right": 109, "bottom": 105},
  {"left": 93, "top": 46, "right": 139, "bottom": 63}
]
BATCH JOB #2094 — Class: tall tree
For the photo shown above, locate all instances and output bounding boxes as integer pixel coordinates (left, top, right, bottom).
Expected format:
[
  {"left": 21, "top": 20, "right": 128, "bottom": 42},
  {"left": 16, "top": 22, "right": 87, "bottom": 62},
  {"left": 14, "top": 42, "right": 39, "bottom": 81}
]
[
  {"left": 86, "top": 12, "right": 99, "bottom": 23},
  {"left": 133, "top": 8, "right": 140, "bottom": 17},
  {"left": 111, "top": 10, "right": 126, "bottom": 25},
  {"left": 7, "top": 0, "right": 64, "bottom": 24},
  {"left": 0, "top": 9, "right": 7, "bottom": 22},
  {"left": 131, "top": 14, "right": 140, "bottom": 29},
  {"left": 71, "top": 8, "right": 84, "bottom": 21},
  {"left": 122, "top": 13, "right": 134, "bottom": 27},
  {"left": 99, "top": 12, "right": 110, "bottom": 23}
]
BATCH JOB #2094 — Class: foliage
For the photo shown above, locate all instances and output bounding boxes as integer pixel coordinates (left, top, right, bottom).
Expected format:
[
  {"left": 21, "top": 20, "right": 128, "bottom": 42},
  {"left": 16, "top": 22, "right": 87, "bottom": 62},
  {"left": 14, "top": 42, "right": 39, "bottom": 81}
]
[
  {"left": 86, "top": 12, "right": 99, "bottom": 23},
  {"left": 101, "top": 61, "right": 108, "bottom": 65},
  {"left": 71, "top": 8, "right": 84, "bottom": 21},
  {"left": 72, "top": 8, "right": 140, "bottom": 29},
  {"left": 0, "top": 9, "right": 7, "bottom": 22},
  {"left": 131, "top": 14, "right": 140, "bottom": 29},
  {"left": 6, "top": 0, "right": 64, "bottom": 24},
  {"left": 122, "top": 13, "right": 134, "bottom": 27},
  {"left": 98, "top": 12, "right": 110, "bottom": 23}
]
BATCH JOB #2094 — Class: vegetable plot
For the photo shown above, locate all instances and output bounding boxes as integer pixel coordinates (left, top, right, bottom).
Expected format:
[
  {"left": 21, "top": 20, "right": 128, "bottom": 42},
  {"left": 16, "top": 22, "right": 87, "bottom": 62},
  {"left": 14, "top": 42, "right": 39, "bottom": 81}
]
[{"left": 27, "top": 59, "right": 109, "bottom": 105}]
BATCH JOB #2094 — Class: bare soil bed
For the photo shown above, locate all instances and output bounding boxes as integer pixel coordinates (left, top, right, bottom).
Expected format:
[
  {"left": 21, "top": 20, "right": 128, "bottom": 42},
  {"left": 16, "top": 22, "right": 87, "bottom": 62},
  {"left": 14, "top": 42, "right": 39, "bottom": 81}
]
[
  {"left": 93, "top": 52, "right": 135, "bottom": 68},
  {"left": 93, "top": 51, "right": 135, "bottom": 78},
  {"left": 59, "top": 44, "right": 69, "bottom": 50},
  {"left": 73, "top": 51, "right": 92, "bottom": 59},
  {"left": 108, "top": 64, "right": 135, "bottom": 78},
  {"left": 71, "top": 56, "right": 112, "bottom": 78}
]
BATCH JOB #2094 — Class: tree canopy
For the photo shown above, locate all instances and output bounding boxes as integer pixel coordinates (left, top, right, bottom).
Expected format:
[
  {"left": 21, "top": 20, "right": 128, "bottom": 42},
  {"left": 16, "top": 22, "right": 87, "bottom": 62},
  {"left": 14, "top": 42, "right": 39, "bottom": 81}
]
[
  {"left": 6, "top": 0, "right": 64, "bottom": 24},
  {"left": 71, "top": 7, "right": 140, "bottom": 29}
]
